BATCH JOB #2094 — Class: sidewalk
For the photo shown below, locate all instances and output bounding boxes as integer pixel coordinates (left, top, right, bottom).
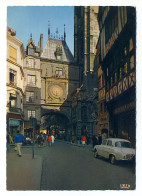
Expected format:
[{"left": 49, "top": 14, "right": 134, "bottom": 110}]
[{"left": 6, "top": 148, "right": 42, "bottom": 190}]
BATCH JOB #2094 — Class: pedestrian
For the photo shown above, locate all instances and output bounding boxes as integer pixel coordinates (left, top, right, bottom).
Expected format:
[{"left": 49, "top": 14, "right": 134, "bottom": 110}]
[
  {"left": 48, "top": 134, "right": 52, "bottom": 146},
  {"left": 81, "top": 135, "right": 87, "bottom": 147},
  {"left": 9, "top": 134, "right": 14, "bottom": 145},
  {"left": 71, "top": 135, "right": 75, "bottom": 145},
  {"left": 86, "top": 135, "right": 90, "bottom": 145},
  {"left": 77, "top": 135, "right": 81, "bottom": 146},
  {"left": 51, "top": 134, "right": 55, "bottom": 144},
  {"left": 98, "top": 134, "right": 102, "bottom": 145},
  {"left": 6, "top": 132, "right": 10, "bottom": 151},
  {"left": 45, "top": 134, "right": 48, "bottom": 146},
  {"left": 37, "top": 133, "right": 42, "bottom": 147},
  {"left": 92, "top": 135, "right": 98, "bottom": 148},
  {"left": 14, "top": 130, "right": 25, "bottom": 157}
]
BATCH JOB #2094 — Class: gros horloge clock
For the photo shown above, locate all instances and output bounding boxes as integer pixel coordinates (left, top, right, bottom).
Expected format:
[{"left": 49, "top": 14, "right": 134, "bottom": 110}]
[{"left": 49, "top": 84, "right": 64, "bottom": 99}]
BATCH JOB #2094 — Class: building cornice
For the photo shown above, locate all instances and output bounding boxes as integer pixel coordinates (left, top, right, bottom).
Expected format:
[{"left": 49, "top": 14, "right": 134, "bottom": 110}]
[
  {"left": 7, "top": 58, "right": 24, "bottom": 77},
  {"left": 7, "top": 83, "right": 24, "bottom": 96}
]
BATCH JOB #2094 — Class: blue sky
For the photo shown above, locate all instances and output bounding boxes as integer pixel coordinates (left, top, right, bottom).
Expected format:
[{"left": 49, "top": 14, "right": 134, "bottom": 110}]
[{"left": 7, "top": 6, "right": 74, "bottom": 55}]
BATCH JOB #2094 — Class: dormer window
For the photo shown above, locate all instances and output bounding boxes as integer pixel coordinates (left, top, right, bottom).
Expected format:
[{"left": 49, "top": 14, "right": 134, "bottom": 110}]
[
  {"left": 55, "top": 45, "right": 62, "bottom": 60},
  {"left": 28, "top": 48, "right": 34, "bottom": 56}
]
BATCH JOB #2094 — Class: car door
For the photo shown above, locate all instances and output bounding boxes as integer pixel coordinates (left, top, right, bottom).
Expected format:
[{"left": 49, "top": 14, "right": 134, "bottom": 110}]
[
  {"left": 98, "top": 139, "right": 107, "bottom": 157},
  {"left": 105, "top": 140, "right": 113, "bottom": 158}
]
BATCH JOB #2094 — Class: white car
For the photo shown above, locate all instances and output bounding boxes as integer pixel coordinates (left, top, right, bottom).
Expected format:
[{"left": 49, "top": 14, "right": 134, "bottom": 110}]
[{"left": 94, "top": 138, "right": 135, "bottom": 164}]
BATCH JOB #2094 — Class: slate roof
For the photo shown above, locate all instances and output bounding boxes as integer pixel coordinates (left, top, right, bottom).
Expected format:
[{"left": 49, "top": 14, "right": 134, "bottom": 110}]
[{"left": 41, "top": 38, "right": 74, "bottom": 63}]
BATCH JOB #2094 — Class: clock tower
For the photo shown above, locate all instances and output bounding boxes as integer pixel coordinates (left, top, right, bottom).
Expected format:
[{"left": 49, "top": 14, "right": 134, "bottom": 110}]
[{"left": 40, "top": 31, "right": 79, "bottom": 130}]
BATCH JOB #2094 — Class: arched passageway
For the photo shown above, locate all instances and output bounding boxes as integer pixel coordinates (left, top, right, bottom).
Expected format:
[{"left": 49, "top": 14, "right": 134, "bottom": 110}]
[{"left": 41, "top": 110, "right": 70, "bottom": 140}]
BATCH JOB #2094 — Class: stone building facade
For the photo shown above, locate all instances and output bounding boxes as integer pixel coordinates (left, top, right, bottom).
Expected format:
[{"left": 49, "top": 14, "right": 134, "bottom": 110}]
[
  {"left": 23, "top": 37, "right": 41, "bottom": 137},
  {"left": 72, "top": 6, "right": 99, "bottom": 140},
  {"left": 22, "top": 28, "right": 79, "bottom": 138},
  {"left": 6, "top": 27, "right": 25, "bottom": 137}
]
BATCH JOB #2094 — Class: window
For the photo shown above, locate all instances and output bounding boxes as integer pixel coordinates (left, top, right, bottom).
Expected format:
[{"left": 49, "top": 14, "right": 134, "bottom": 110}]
[
  {"left": 105, "top": 9, "right": 118, "bottom": 44},
  {"left": 123, "top": 62, "right": 128, "bottom": 74},
  {"left": 28, "top": 59, "right": 34, "bottom": 68},
  {"left": 9, "top": 45, "right": 17, "bottom": 63},
  {"left": 129, "top": 38, "right": 133, "bottom": 51},
  {"left": 107, "top": 68, "right": 109, "bottom": 77},
  {"left": 27, "top": 75, "right": 36, "bottom": 85},
  {"left": 115, "top": 72, "right": 117, "bottom": 83},
  {"left": 28, "top": 110, "right": 35, "bottom": 119},
  {"left": 9, "top": 69, "right": 17, "bottom": 85},
  {"left": 100, "top": 103, "right": 103, "bottom": 113},
  {"left": 26, "top": 92, "right": 34, "bottom": 102},
  {"left": 28, "top": 48, "right": 34, "bottom": 56},
  {"left": 115, "top": 141, "right": 132, "bottom": 148},
  {"left": 107, "top": 140, "right": 112, "bottom": 146},
  {"left": 56, "top": 67, "right": 63, "bottom": 76},
  {"left": 102, "top": 139, "right": 107, "bottom": 145}
]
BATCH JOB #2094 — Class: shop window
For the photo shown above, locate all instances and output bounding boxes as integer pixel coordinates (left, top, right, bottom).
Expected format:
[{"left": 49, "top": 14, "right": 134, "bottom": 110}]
[
  {"left": 26, "top": 92, "right": 34, "bottom": 102},
  {"left": 9, "top": 45, "right": 17, "bottom": 63},
  {"left": 28, "top": 110, "right": 35, "bottom": 119},
  {"left": 27, "top": 75, "right": 36, "bottom": 85}
]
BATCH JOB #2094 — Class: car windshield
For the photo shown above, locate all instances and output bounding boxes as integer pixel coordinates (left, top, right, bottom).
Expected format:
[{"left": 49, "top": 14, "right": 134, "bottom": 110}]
[{"left": 115, "top": 141, "right": 132, "bottom": 148}]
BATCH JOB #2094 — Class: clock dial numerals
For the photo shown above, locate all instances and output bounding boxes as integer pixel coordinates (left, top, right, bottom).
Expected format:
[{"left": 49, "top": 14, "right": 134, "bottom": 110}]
[{"left": 49, "top": 85, "right": 63, "bottom": 98}]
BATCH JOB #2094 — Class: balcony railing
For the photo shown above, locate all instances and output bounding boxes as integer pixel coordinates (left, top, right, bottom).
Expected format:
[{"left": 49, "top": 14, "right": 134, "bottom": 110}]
[{"left": 9, "top": 107, "right": 23, "bottom": 114}]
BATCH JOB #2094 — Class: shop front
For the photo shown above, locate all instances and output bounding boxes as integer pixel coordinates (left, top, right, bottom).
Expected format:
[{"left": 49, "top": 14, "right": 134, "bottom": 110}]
[{"left": 7, "top": 115, "right": 24, "bottom": 138}]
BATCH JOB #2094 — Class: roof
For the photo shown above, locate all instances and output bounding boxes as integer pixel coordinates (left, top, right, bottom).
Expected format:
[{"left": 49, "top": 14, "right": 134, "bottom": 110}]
[
  {"left": 41, "top": 38, "right": 74, "bottom": 63},
  {"left": 105, "top": 138, "right": 131, "bottom": 143}
]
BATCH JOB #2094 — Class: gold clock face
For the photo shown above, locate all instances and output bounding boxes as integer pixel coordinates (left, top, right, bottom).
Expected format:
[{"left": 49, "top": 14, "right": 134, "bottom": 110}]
[{"left": 49, "top": 85, "right": 63, "bottom": 98}]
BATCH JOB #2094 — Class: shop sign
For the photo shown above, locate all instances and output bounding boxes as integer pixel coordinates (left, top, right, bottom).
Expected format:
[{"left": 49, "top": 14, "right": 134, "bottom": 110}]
[{"left": 9, "top": 119, "right": 20, "bottom": 126}]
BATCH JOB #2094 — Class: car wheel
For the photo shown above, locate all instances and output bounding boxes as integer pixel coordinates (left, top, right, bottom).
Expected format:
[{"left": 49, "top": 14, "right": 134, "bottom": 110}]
[
  {"left": 94, "top": 150, "right": 98, "bottom": 158},
  {"left": 110, "top": 155, "right": 116, "bottom": 164}
]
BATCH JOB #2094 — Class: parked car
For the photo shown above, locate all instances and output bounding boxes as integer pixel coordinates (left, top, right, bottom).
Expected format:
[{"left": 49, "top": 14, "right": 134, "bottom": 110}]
[{"left": 93, "top": 138, "right": 135, "bottom": 164}]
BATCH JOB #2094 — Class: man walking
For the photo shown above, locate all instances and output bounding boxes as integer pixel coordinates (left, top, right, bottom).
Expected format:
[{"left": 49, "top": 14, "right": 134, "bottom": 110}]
[{"left": 14, "top": 130, "right": 25, "bottom": 157}]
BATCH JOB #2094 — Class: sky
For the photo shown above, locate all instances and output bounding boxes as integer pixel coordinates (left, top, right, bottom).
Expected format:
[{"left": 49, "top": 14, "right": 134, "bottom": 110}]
[{"left": 7, "top": 6, "right": 74, "bottom": 55}]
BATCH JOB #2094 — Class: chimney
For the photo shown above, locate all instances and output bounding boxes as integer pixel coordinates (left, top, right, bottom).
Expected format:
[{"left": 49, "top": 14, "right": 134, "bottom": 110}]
[{"left": 40, "top": 34, "right": 43, "bottom": 55}]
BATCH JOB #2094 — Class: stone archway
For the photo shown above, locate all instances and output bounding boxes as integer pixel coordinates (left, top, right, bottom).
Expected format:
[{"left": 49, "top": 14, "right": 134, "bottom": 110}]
[{"left": 41, "top": 110, "right": 70, "bottom": 140}]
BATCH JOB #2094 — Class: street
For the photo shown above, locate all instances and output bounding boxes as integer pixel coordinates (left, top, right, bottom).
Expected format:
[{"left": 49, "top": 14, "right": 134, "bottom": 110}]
[
  {"left": 39, "top": 141, "right": 135, "bottom": 190},
  {"left": 7, "top": 140, "right": 135, "bottom": 190}
]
